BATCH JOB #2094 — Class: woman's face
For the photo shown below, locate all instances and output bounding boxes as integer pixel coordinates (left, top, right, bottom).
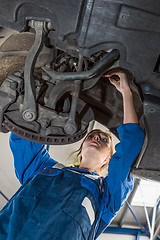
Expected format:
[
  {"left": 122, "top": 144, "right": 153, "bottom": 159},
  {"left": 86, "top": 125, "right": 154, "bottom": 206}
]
[{"left": 79, "top": 130, "right": 111, "bottom": 172}]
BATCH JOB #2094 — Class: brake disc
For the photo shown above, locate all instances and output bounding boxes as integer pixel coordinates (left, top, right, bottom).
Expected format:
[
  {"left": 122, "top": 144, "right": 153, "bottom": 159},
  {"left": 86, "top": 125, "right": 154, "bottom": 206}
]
[{"left": 3, "top": 115, "right": 87, "bottom": 145}]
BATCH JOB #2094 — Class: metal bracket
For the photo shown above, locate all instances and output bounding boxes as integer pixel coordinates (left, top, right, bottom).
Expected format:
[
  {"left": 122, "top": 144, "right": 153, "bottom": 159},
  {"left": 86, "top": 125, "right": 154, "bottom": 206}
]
[
  {"left": 64, "top": 55, "right": 83, "bottom": 135},
  {"left": 22, "top": 20, "right": 48, "bottom": 122}
]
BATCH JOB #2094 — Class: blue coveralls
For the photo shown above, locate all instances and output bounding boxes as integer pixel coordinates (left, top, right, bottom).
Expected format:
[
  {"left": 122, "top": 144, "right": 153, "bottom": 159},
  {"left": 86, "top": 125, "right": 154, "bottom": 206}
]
[{"left": 0, "top": 124, "right": 145, "bottom": 240}]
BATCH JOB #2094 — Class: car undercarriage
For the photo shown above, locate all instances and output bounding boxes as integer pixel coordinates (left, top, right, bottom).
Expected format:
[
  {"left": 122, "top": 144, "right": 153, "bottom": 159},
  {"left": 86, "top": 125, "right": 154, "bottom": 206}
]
[{"left": 0, "top": 0, "right": 159, "bottom": 182}]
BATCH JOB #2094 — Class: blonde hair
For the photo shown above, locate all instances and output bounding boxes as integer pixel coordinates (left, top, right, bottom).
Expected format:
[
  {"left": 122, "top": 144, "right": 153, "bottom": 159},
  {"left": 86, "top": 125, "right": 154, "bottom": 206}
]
[{"left": 66, "top": 129, "right": 115, "bottom": 175}]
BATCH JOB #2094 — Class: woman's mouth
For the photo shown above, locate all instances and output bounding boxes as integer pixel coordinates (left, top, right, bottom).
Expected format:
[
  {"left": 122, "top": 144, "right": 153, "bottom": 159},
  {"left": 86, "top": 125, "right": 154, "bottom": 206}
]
[{"left": 90, "top": 140, "right": 100, "bottom": 146}]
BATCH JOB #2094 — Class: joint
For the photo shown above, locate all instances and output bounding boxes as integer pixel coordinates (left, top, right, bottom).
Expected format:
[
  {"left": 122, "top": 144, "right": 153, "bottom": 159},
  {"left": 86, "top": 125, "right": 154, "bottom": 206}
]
[
  {"left": 22, "top": 109, "right": 36, "bottom": 122},
  {"left": 64, "top": 120, "right": 77, "bottom": 135}
]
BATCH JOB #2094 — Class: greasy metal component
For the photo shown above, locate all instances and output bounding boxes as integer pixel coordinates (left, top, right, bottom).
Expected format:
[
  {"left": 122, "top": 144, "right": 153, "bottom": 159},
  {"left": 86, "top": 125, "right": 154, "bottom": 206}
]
[
  {"left": 64, "top": 55, "right": 83, "bottom": 135},
  {"left": 0, "top": 77, "right": 17, "bottom": 132},
  {"left": 37, "top": 104, "right": 68, "bottom": 131},
  {"left": 42, "top": 49, "right": 120, "bottom": 82},
  {"left": 45, "top": 49, "right": 101, "bottom": 91},
  {"left": 0, "top": 65, "right": 94, "bottom": 144},
  {"left": 22, "top": 21, "right": 48, "bottom": 122},
  {"left": 23, "top": 109, "right": 36, "bottom": 121},
  {"left": 45, "top": 81, "right": 75, "bottom": 109},
  {"left": 3, "top": 115, "right": 87, "bottom": 145}
]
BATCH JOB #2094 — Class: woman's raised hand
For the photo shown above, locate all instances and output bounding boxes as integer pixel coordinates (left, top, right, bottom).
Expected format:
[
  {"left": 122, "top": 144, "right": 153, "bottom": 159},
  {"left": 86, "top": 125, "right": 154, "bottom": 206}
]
[
  {"left": 105, "top": 71, "right": 131, "bottom": 96},
  {"left": 105, "top": 70, "right": 138, "bottom": 124}
]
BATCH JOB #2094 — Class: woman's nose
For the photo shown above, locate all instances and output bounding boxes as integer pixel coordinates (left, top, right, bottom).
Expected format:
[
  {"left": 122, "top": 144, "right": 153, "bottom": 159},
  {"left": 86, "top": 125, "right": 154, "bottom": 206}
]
[{"left": 94, "top": 135, "right": 100, "bottom": 141}]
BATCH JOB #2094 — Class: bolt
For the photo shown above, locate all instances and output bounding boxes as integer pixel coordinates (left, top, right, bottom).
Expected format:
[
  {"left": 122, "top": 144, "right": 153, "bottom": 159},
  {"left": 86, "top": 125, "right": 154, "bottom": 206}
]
[
  {"left": 10, "top": 81, "right": 18, "bottom": 90},
  {"left": 47, "top": 22, "right": 52, "bottom": 30},
  {"left": 24, "top": 111, "right": 33, "bottom": 120},
  {"left": 40, "top": 117, "right": 50, "bottom": 129},
  {"left": 23, "top": 110, "right": 36, "bottom": 122},
  {"left": 28, "top": 20, "right": 35, "bottom": 28},
  {"left": 64, "top": 121, "right": 77, "bottom": 135}
]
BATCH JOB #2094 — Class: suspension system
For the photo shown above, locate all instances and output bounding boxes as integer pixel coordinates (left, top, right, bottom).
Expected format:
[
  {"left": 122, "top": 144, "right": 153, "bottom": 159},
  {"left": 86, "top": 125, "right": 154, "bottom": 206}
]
[{"left": 0, "top": 20, "right": 119, "bottom": 144}]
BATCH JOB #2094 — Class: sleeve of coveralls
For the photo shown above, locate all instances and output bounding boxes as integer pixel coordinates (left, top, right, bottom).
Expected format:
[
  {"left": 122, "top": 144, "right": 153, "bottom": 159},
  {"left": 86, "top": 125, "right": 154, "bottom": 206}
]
[
  {"left": 9, "top": 133, "right": 58, "bottom": 185},
  {"left": 103, "top": 123, "right": 145, "bottom": 218}
]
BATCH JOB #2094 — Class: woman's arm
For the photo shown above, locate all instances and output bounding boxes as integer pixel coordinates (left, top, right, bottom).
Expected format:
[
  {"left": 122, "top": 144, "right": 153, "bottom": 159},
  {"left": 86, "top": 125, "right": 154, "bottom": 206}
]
[
  {"left": 105, "top": 71, "right": 138, "bottom": 124},
  {"left": 9, "top": 133, "right": 57, "bottom": 184},
  {"left": 104, "top": 70, "right": 144, "bottom": 195},
  {"left": 96, "top": 124, "right": 145, "bottom": 238},
  {"left": 97, "top": 71, "right": 145, "bottom": 236}
]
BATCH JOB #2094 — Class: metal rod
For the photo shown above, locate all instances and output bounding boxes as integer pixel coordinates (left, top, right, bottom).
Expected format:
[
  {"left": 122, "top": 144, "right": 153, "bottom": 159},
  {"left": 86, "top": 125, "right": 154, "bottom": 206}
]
[
  {"left": 104, "top": 227, "right": 160, "bottom": 240},
  {"left": 23, "top": 21, "right": 46, "bottom": 122},
  {"left": 144, "top": 202, "right": 152, "bottom": 234},
  {"left": 69, "top": 54, "right": 83, "bottom": 120},
  {"left": 64, "top": 54, "right": 83, "bottom": 135},
  {"left": 139, "top": 183, "right": 152, "bottom": 234},
  {"left": 126, "top": 201, "right": 146, "bottom": 232},
  {"left": 104, "top": 227, "right": 146, "bottom": 236},
  {"left": 150, "top": 204, "right": 157, "bottom": 240},
  {"left": 145, "top": 196, "right": 160, "bottom": 232},
  {"left": 136, "top": 231, "right": 141, "bottom": 240},
  {"left": 118, "top": 179, "right": 141, "bottom": 227},
  {"left": 150, "top": 196, "right": 160, "bottom": 240},
  {"left": 153, "top": 224, "right": 160, "bottom": 240},
  {"left": 42, "top": 49, "right": 120, "bottom": 82},
  {"left": 0, "top": 191, "right": 9, "bottom": 201}
]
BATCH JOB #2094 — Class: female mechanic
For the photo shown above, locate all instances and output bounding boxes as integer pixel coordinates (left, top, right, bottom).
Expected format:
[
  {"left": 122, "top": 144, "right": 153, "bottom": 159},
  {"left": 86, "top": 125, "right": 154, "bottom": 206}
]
[{"left": 0, "top": 71, "right": 145, "bottom": 240}]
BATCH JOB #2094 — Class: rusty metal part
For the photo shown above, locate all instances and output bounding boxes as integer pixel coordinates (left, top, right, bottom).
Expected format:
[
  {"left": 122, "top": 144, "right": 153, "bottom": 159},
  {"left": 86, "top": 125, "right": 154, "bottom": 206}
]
[
  {"left": 42, "top": 49, "right": 120, "bottom": 82},
  {"left": 3, "top": 115, "right": 87, "bottom": 145},
  {"left": 22, "top": 21, "right": 48, "bottom": 122},
  {"left": 64, "top": 55, "right": 83, "bottom": 135}
]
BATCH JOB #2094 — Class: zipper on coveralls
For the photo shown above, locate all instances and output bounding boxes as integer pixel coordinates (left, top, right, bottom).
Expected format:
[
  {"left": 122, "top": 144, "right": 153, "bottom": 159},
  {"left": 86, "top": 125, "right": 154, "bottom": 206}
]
[{"left": 91, "top": 176, "right": 104, "bottom": 240}]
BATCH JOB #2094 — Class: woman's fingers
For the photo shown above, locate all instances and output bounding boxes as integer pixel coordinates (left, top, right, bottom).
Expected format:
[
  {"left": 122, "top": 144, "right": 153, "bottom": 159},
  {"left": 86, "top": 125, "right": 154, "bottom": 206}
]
[
  {"left": 105, "top": 71, "right": 125, "bottom": 79},
  {"left": 108, "top": 77, "right": 120, "bottom": 90},
  {"left": 105, "top": 72, "right": 121, "bottom": 86},
  {"left": 105, "top": 70, "right": 130, "bottom": 94},
  {"left": 108, "top": 77, "right": 118, "bottom": 85}
]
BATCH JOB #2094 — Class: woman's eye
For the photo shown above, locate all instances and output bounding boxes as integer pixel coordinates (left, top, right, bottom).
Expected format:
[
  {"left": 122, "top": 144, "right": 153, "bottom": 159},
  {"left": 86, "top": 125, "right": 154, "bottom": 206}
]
[
  {"left": 102, "top": 138, "right": 108, "bottom": 142},
  {"left": 88, "top": 135, "right": 93, "bottom": 139}
]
